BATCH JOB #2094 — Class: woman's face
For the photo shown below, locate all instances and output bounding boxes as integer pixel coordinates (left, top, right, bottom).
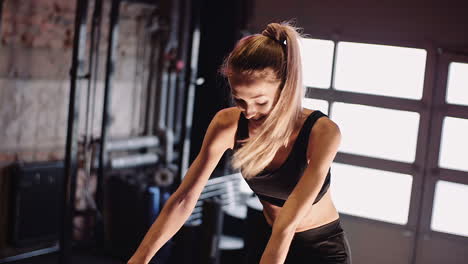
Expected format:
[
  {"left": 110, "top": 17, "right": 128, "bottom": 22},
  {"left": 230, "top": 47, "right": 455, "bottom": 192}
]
[{"left": 229, "top": 76, "right": 281, "bottom": 125}]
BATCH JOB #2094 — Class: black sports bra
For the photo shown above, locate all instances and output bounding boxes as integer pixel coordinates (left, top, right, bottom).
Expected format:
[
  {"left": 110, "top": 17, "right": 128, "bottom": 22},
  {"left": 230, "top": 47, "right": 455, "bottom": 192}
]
[{"left": 234, "top": 110, "right": 332, "bottom": 207}]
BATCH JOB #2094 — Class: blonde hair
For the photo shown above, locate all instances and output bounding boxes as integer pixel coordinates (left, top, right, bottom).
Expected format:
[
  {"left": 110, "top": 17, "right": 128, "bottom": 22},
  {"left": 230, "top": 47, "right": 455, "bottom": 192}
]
[{"left": 220, "top": 21, "right": 305, "bottom": 179}]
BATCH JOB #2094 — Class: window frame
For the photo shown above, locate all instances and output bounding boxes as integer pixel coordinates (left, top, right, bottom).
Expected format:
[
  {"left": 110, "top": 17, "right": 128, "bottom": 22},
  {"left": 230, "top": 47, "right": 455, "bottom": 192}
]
[{"left": 302, "top": 37, "right": 468, "bottom": 246}]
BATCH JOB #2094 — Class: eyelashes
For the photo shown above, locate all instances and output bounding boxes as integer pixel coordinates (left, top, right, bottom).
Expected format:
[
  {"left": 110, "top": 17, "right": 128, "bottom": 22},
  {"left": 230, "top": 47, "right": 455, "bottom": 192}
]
[{"left": 233, "top": 99, "right": 268, "bottom": 106}]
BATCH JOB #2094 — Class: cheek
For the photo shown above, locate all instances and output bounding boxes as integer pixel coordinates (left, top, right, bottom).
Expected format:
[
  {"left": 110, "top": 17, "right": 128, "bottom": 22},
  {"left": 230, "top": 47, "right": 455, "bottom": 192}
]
[{"left": 260, "top": 104, "right": 273, "bottom": 115}]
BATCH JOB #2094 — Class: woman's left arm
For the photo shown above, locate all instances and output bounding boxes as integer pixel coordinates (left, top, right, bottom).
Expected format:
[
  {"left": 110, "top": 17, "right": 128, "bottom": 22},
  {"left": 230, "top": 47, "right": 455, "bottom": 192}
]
[{"left": 259, "top": 117, "right": 342, "bottom": 264}]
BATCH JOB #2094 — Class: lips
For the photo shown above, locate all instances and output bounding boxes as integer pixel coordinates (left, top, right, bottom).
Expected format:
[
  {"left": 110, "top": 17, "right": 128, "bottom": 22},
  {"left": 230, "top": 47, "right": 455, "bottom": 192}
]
[{"left": 252, "top": 115, "right": 266, "bottom": 122}]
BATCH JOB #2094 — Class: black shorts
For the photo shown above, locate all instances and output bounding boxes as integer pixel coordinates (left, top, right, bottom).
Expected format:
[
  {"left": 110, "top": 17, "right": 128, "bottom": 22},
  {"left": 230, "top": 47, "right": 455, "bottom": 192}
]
[{"left": 244, "top": 216, "right": 352, "bottom": 264}]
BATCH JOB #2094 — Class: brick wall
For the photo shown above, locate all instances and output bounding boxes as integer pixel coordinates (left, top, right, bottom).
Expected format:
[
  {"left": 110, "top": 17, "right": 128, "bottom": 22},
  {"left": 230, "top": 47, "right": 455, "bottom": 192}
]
[
  {"left": 0, "top": 0, "right": 155, "bottom": 167},
  {"left": 0, "top": 0, "right": 156, "bottom": 251}
]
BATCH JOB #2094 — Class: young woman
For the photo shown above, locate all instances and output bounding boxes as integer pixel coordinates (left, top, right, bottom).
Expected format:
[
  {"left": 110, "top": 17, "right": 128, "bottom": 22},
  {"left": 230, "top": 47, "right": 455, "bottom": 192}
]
[{"left": 128, "top": 21, "right": 352, "bottom": 264}]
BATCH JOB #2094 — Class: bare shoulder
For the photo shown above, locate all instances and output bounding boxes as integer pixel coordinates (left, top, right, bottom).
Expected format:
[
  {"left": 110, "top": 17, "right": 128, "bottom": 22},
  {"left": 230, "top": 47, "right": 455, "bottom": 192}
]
[
  {"left": 306, "top": 109, "right": 341, "bottom": 142},
  {"left": 314, "top": 111, "right": 340, "bottom": 133},
  {"left": 299, "top": 108, "right": 336, "bottom": 131},
  {"left": 206, "top": 107, "right": 240, "bottom": 151},
  {"left": 305, "top": 109, "right": 342, "bottom": 168},
  {"left": 212, "top": 107, "right": 241, "bottom": 130}
]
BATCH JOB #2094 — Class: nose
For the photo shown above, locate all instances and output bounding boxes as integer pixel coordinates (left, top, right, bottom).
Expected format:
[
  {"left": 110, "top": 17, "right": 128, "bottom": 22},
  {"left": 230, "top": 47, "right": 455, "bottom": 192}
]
[{"left": 244, "top": 107, "right": 257, "bottom": 119}]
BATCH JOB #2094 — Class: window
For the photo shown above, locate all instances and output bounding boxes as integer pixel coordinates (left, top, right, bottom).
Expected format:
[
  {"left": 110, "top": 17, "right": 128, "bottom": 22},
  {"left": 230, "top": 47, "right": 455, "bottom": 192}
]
[
  {"left": 446, "top": 62, "right": 468, "bottom": 106},
  {"left": 332, "top": 102, "right": 420, "bottom": 162},
  {"left": 300, "top": 38, "right": 335, "bottom": 88},
  {"left": 431, "top": 180, "right": 468, "bottom": 237},
  {"left": 302, "top": 98, "right": 329, "bottom": 115},
  {"left": 331, "top": 162, "right": 413, "bottom": 224},
  {"left": 439, "top": 117, "right": 468, "bottom": 171},
  {"left": 334, "top": 42, "right": 427, "bottom": 99}
]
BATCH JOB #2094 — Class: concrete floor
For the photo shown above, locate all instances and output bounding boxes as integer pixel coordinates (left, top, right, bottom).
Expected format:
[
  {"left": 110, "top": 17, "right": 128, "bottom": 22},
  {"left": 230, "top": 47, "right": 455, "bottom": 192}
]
[{"left": 7, "top": 247, "right": 125, "bottom": 264}]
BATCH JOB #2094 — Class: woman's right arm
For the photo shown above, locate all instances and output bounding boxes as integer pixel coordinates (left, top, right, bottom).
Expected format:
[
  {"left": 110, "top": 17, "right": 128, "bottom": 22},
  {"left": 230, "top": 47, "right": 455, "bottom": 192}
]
[{"left": 127, "top": 108, "right": 235, "bottom": 264}]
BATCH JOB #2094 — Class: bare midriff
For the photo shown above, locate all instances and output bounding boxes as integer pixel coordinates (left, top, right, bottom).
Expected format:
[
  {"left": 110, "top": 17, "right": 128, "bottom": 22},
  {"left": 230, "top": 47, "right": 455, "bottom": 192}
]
[
  {"left": 235, "top": 107, "right": 340, "bottom": 233},
  {"left": 260, "top": 189, "right": 340, "bottom": 232}
]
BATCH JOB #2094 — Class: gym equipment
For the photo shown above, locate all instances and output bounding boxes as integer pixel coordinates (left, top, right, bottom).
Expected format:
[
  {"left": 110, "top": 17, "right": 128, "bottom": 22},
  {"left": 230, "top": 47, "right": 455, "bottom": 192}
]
[
  {"left": 104, "top": 171, "right": 172, "bottom": 263},
  {"left": 184, "top": 173, "right": 248, "bottom": 264},
  {"left": 7, "top": 162, "right": 64, "bottom": 248}
]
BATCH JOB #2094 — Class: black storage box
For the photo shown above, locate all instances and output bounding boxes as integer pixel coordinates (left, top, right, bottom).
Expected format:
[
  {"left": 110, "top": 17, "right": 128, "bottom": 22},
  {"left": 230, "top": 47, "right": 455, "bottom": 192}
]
[{"left": 8, "top": 161, "right": 64, "bottom": 248}]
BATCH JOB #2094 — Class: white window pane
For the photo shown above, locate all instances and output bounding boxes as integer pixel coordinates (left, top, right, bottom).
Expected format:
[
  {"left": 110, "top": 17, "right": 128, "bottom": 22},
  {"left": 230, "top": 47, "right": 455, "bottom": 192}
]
[
  {"left": 332, "top": 102, "right": 420, "bottom": 162},
  {"left": 439, "top": 117, "right": 468, "bottom": 171},
  {"left": 334, "top": 42, "right": 427, "bottom": 100},
  {"left": 446, "top": 62, "right": 468, "bottom": 106},
  {"left": 302, "top": 98, "right": 329, "bottom": 115},
  {"left": 431, "top": 180, "right": 468, "bottom": 237},
  {"left": 300, "top": 38, "right": 335, "bottom": 89},
  {"left": 331, "top": 163, "right": 412, "bottom": 225},
  {"left": 237, "top": 173, "right": 253, "bottom": 194}
]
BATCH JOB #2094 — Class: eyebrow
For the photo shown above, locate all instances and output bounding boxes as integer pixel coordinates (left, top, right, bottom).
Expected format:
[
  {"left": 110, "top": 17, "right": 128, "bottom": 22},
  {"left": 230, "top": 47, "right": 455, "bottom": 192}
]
[{"left": 232, "top": 94, "right": 265, "bottom": 100}]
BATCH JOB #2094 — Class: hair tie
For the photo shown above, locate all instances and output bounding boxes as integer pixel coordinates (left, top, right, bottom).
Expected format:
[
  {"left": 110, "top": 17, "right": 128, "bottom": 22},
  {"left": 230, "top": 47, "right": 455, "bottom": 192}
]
[
  {"left": 263, "top": 34, "right": 286, "bottom": 46},
  {"left": 261, "top": 25, "right": 287, "bottom": 46}
]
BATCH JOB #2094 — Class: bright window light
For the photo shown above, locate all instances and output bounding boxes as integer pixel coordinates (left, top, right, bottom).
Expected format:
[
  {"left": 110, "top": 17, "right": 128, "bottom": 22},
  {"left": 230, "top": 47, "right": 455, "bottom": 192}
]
[
  {"left": 332, "top": 102, "right": 420, "bottom": 162},
  {"left": 300, "top": 38, "right": 335, "bottom": 89},
  {"left": 439, "top": 117, "right": 468, "bottom": 171},
  {"left": 303, "top": 98, "right": 329, "bottom": 115},
  {"left": 331, "top": 162, "right": 413, "bottom": 225},
  {"left": 446, "top": 62, "right": 468, "bottom": 106},
  {"left": 431, "top": 180, "right": 468, "bottom": 237},
  {"left": 334, "top": 41, "right": 427, "bottom": 100}
]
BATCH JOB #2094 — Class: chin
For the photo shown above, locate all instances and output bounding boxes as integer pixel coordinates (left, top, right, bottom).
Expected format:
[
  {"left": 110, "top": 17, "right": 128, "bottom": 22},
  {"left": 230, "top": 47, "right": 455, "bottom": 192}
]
[{"left": 252, "top": 115, "right": 267, "bottom": 124}]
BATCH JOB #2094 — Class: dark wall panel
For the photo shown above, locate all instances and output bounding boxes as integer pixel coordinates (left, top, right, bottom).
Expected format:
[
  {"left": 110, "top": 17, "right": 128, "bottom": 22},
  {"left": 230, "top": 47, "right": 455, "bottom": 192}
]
[
  {"left": 249, "top": 0, "right": 468, "bottom": 51},
  {"left": 189, "top": 0, "right": 249, "bottom": 175}
]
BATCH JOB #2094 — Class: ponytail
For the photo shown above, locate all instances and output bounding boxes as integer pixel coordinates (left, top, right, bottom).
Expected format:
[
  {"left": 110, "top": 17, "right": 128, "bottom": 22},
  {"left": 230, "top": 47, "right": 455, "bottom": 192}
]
[{"left": 221, "top": 21, "right": 305, "bottom": 179}]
